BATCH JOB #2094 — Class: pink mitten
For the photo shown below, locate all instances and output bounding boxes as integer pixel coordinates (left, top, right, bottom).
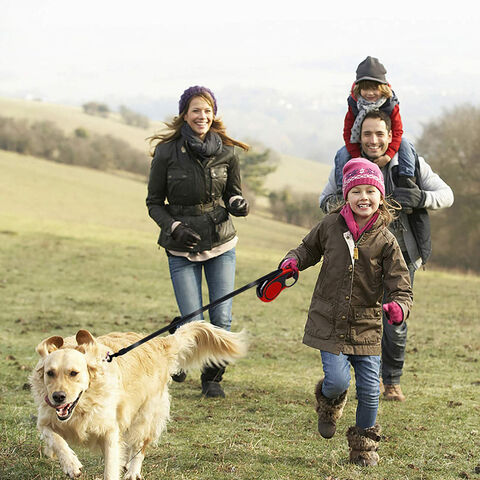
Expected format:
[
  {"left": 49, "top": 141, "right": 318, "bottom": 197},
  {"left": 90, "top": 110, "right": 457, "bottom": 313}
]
[
  {"left": 279, "top": 257, "right": 299, "bottom": 274},
  {"left": 383, "top": 301, "right": 404, "bottom": 325}
]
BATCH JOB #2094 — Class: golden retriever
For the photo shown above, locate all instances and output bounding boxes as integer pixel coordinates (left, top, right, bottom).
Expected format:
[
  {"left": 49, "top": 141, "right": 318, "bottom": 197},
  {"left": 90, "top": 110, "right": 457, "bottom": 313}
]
[{"left": 30, "top": 321, "right": 247, "bottom": 480}]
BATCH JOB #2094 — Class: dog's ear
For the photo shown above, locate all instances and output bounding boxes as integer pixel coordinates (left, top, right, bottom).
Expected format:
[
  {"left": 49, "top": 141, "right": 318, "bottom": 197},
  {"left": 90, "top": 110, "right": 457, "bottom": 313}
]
[
  {"left": 36, "top": 336, "right": 64, "bottom": 358},
  {"left": 76, "top": 330, "right": 96, "bottom": 347},
  {"left": 76, "top": 330, "right": 102, "bottom": 378}
]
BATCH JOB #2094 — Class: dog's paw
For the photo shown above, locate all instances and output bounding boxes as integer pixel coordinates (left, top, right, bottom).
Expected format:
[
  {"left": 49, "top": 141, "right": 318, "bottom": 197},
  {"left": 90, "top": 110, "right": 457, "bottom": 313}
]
[
  {"left": 124, "top": 472, "right": 142, "bottom": 480},
  {"left": 61, "top": 455, "right": 83, "bottom": 478},
  {"left": 124, "top": 461, "right": 143, "bottom": 480}
]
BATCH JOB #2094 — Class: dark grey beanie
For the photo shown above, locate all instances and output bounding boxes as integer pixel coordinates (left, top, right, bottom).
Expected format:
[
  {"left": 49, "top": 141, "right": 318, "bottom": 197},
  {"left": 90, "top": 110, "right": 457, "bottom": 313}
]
[{"left": 356, "top": 56, "right": 388, "bottom": 84}]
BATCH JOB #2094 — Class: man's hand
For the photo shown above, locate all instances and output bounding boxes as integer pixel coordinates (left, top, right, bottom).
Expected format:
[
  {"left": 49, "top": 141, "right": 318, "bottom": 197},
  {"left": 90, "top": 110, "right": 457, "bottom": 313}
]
[
  {"left": 171, "top": 224, "right": 201, "bottom": 249},
  {"left": 393, "top": 178, "right": 426, "bottom": 209},
  {"left": 372, "top": 154, "right": 391, "bottom": 168}
]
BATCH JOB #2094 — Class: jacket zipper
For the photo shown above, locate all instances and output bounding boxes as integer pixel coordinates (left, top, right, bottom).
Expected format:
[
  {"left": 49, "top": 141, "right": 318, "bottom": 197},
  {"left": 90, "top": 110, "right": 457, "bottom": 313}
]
[{"left": 349, "top": 232, "right": 365, "bottom": 302}]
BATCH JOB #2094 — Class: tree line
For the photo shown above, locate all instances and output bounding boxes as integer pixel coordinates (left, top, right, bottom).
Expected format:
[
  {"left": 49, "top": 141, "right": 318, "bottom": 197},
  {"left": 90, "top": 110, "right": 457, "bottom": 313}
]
[
  {"left": 417, "top": 104, "right": 479, "bottom": 272},
  {"left": 83, "top": 102, "right": 150, "bottom": 129},
  {"left": 0, "top": 117, "right": 149, "bottom": 175}
]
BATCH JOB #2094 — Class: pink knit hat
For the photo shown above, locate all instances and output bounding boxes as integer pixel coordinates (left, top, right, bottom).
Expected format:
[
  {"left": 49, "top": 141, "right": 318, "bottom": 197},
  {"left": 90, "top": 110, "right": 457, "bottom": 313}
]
[{"left": 342, "top": 158, "right": 385, "bottom": 199}]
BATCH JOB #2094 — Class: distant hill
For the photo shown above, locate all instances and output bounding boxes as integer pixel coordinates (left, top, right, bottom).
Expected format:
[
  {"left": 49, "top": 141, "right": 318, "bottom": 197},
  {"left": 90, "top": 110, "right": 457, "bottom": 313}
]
[
  {"left": 0, "top": 96, "right": 330, "bottom": 195},
  {"left": 0, "top": 96, "right": 159, "bottom": 154}
]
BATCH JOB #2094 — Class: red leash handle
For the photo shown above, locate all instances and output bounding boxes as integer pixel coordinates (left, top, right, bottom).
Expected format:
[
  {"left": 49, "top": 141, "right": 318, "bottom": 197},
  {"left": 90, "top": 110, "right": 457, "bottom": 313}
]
[{"left": 256, "top": 267, "right": 299, "bottom": 303}]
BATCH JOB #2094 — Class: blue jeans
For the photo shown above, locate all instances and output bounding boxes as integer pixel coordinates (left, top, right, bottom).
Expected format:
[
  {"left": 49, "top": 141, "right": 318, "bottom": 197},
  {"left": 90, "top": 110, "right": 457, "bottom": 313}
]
[
  {"left": 321, "top": 351, "right": 381, "bottom": 429},
  {"left": 381, "top": 258, "right": 416, "bottom": 384},
  {"left": 397, "top": 139, "right": 416, "bottom": 177},
  {"left": 334, "top": 139, "right": 417, "bottom": 188},
  {"left": 167, "top": 248, "right": 236, "bottom": 331}
]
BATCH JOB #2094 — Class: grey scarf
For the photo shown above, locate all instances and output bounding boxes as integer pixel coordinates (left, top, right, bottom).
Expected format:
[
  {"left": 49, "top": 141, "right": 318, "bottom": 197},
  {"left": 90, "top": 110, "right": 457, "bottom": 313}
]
[
  {"left": 350, "top": 96, "right": 387, "bottom": 143},
  {"left": 181, "top": 123, "right": 222, "bottom": 161}
]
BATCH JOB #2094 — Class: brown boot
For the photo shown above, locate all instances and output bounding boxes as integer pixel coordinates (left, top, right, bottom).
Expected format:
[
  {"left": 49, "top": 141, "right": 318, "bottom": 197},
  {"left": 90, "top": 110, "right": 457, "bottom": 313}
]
[
  {"left": 314, "top": 379, "right": 348, "bottom": 439},
  {"left": 383, "top": 384, "right": 405, "bottom": 402},
  {"left": 346, "top": 424, "right": 382, "bottom": 466}
]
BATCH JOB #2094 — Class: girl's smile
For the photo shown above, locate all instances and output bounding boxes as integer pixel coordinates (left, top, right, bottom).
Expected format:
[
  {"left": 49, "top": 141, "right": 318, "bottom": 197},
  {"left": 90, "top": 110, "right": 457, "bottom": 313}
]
[
  {"left": 347, "top": 184, "right": 382, "bottom": 227},
  {"left": 360, "top": 87, "right": 383, "bottom": 103}
]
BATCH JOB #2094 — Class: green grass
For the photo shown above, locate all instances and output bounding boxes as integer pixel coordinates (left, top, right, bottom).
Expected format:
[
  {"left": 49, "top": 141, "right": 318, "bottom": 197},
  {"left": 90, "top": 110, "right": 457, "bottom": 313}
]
[{"left": 1, "top": 152, "right": 479, "bottom": 479}]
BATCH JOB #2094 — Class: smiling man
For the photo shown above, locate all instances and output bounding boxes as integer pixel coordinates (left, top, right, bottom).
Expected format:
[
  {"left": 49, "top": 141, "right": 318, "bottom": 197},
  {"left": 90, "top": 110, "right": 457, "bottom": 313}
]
[{"left": 319, "top": 110, "right": 454, "bottom": 402}]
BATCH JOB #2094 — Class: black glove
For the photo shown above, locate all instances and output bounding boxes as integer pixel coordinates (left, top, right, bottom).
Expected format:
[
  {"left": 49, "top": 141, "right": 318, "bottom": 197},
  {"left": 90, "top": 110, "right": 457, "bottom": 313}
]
[
  {"left": 229, "top": 198, "right": 249, "bottom": 217},
  {"left": 171, "top": 224, "right": 201, "bottom": 249},
  {"left": 393, "top": 178, "right": 426, "bottom": 209}
]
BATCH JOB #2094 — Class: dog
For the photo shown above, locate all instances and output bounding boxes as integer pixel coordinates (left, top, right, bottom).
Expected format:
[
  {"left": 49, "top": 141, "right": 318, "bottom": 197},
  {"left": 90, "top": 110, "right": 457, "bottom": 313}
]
[{"left": 30, "top": 321, "right": 247, "bottom": 480}]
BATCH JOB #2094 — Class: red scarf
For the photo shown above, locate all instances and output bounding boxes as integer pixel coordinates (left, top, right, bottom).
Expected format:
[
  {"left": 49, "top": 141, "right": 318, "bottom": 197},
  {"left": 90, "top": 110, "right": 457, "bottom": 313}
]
[{"left": 340, "top": 204, "right": 379, "bottom": 241}]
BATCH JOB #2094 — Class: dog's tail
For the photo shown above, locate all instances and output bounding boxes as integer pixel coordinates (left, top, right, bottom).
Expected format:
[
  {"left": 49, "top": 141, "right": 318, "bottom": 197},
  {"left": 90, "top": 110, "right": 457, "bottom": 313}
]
[{"left": 168, "top": 321, "right": 247, "bottom": 373}]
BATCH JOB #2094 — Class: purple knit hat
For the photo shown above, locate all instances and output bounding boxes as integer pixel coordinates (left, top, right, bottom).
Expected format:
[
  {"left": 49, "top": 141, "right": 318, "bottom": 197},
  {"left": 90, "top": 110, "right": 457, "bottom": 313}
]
[
  {"left": 342, "top": 158, "right": 385, "bottom": 199},
  {"left": 178, "top": 86, "right": 218, "bottom": 115}
]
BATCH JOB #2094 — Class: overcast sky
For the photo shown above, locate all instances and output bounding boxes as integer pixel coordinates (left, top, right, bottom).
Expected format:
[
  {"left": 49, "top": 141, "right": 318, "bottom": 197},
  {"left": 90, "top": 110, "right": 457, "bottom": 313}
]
[{"left": 2, "top": 0, "right": 478, "bottom": 119}]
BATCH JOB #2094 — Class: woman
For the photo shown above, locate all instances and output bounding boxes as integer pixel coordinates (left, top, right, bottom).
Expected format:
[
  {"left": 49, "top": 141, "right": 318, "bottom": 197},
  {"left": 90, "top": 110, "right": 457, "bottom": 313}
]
[{"left": 146, "top": 86, "right": 249, "bottom": 398}]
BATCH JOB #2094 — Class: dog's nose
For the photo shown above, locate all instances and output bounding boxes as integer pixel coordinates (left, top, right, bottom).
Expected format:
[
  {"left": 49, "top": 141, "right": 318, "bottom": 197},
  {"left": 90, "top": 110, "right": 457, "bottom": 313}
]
[{"left": 52, "top": 391, "right": 67, "bottom": 404}]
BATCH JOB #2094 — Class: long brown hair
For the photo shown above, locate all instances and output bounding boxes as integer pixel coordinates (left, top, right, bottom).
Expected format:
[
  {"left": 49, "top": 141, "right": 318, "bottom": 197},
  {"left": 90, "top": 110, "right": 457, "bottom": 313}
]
[{"left": 148, "top": 92, "right": 249, "bottom": 156}]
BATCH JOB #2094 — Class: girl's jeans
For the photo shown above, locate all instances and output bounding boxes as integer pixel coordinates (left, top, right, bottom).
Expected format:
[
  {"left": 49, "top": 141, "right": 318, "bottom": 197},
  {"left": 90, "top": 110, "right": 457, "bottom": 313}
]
[
  {"left": 320, "top": 351, "right": 381, "bottom": 429},
  {"left": 167, "top": 248, "right": 236, "bottom": 331}
]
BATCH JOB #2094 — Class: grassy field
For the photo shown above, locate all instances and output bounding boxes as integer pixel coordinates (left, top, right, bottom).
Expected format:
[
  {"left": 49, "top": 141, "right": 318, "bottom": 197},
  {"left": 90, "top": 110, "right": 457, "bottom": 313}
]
[{"left": 1, "top": 152, "right": 479, "bottom": 480}]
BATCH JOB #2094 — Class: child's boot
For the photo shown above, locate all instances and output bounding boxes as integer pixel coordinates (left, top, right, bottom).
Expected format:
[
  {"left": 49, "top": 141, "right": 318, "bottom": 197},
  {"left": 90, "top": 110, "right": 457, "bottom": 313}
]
[
  {"left": 346, "top": 424, "right": 382, "bottom": 466},
  {"left": 314, "top": 379, "right": 348, "bottom": 439}
]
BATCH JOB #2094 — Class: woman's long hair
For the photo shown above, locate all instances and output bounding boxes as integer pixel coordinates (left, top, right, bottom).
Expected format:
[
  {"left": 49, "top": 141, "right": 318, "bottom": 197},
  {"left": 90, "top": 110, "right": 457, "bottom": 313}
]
[{"left": 148, "top": 92, "right": 249, "bottom": 156}]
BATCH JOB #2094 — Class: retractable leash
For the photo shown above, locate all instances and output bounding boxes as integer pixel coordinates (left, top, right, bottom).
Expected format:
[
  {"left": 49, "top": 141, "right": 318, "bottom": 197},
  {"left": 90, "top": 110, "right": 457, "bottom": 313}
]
[{"left": 105, "top": 267, "right": 299, "bottom": 362}]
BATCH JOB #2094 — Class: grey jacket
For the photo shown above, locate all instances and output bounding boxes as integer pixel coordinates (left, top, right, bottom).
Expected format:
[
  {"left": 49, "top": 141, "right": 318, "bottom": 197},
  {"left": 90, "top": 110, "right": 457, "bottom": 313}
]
[{"left": 319, "top": 154, "right": 454, "bottom": 269}]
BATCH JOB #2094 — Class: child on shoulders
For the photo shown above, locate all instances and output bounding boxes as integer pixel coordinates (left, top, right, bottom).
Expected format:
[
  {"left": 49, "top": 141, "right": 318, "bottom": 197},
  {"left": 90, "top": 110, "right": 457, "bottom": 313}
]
[{"left": 334, "top": 56, "right": 416, "bottom": 190}]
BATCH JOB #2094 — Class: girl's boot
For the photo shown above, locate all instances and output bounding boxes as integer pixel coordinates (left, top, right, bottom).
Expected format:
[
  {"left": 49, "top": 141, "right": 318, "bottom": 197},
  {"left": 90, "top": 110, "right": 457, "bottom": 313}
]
[
  {"left": 346, "top": 424, "right": 382, "bottom": 466},
  {"left": 315, "top": 378, "right": 348, "bottom": 438}
]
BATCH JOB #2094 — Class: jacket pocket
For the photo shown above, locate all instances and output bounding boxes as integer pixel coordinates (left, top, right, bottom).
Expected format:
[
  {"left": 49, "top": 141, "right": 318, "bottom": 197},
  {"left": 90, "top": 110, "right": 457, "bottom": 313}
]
[
  {"left": 349, "top": 306, "right": 382, "bottom": 345},
  {"left": 305, "top": 296, "right": 335, "bottom": 340},
  {"left": 209, "top": 165, "right": 228, "bottom": 198},
  {"left": 167, "top": 170, "right": 189, "bottom": 200},
  {"left": 208, "top": 206, "right": 236, "bottom": 243}
]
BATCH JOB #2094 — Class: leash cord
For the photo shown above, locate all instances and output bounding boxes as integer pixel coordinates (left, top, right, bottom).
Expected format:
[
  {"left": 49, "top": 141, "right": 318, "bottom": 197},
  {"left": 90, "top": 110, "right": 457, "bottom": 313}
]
[{"left": 106, "top": 268, "right": 283, "bottom": 362}]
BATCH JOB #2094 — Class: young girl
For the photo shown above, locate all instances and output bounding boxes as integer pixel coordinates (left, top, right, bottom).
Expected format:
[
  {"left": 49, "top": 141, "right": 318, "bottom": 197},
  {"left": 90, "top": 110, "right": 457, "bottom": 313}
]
[
  {"left": 280, "top": 158, "right": 413, "bottom": 466},
  {"left": 334, "top": 56, "right": 416, "bottom": 190}
]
